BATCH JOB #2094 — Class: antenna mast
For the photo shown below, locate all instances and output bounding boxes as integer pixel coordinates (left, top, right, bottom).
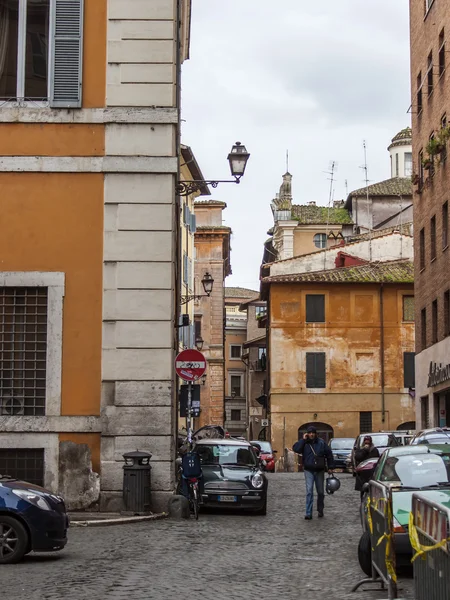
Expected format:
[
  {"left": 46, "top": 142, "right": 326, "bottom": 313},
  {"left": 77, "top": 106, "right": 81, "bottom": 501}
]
[
  {"left": 324, "top": 161, "right": 337, "bottom": 269},
  {"left": 362, "top": 141, "right": 372, "bottom": 261}
]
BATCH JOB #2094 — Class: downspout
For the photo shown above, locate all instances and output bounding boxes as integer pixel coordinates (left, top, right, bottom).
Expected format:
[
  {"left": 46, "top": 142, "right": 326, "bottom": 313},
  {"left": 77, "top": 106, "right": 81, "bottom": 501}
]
[
  {"left": 266, "top": 292, "right": 271, "bottom": 443},
  {"left": 379, "top": 283, "right": 386, "bottom": 424}
]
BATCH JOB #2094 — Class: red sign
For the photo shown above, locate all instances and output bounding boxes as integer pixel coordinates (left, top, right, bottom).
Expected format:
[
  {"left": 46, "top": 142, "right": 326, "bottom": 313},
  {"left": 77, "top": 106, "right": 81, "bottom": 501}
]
[{"left": 175, "top": 349, "right": 206, "bottom": 382}]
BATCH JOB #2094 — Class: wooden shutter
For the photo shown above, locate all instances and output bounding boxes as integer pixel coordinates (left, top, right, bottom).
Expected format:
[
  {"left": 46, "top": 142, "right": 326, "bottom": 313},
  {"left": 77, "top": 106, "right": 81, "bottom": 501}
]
[
  {"left": 306, "top": 352, "right": 326, "bottom": 388},
  {"left": 190, "top": 214, "right": 197, "bottom": 233},
  {"left": 306, "top": 295, "right": 325, "bottom": 323},
  {"left": 403, "top": 352, "right": 416, "bottom": 388},
  {"left": 50, "top": 0, "right": 84, "bottom": 108}
]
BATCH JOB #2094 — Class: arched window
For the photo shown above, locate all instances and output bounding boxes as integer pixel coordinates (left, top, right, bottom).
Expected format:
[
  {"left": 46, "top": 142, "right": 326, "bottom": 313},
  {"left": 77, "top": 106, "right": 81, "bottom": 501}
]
[{"left": 313, "top": 233, "right": 327, "bottom": 249}]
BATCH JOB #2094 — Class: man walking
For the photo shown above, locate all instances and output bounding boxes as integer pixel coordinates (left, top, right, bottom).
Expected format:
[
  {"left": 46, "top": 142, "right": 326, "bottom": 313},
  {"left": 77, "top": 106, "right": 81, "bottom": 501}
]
[{"left": 293, "top": 426, "right": 335, "bottom": 520}]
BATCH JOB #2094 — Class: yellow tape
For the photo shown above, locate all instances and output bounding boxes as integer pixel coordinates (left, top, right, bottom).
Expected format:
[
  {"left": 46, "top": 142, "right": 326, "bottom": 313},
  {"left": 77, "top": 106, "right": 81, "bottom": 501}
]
[
  {"left": 366, "top": 497, "right": 373, "bottom": 535},
  {"left": 408, "top": 512, "right": 450, "bottom": 563},
  {"left": 370, "top": 493, "right": 397, "bottom": 584}
]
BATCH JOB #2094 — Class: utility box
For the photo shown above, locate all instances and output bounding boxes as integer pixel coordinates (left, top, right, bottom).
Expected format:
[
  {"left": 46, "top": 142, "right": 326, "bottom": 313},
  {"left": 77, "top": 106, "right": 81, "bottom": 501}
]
[{"left": 122, "top": 451, "right": 152, "bottom": 514}]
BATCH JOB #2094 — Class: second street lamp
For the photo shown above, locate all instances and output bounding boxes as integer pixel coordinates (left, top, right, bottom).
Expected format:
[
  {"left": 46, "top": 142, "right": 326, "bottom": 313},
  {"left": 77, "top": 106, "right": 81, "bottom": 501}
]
[
  {"left": 181, "top": 271, "right": 215, "bottom": 305},
  {"left": 176, "top": 142, "right": 250, "bottom": 197}
]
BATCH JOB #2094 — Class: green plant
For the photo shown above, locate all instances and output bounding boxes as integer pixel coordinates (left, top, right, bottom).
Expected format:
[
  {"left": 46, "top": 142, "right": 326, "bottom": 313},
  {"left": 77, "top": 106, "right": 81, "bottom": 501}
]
[{"left": 426, "top": 138, "right": 443, "bottom": 156}]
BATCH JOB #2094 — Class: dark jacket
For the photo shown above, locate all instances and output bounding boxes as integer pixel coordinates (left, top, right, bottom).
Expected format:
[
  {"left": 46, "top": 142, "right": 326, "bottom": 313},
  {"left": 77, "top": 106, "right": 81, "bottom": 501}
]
[
  {"left": 292, "top": 437, "right": 335, "bottom": 472},
  {"left": 354, "top": 445, "right": 379, "bottom": 467}
]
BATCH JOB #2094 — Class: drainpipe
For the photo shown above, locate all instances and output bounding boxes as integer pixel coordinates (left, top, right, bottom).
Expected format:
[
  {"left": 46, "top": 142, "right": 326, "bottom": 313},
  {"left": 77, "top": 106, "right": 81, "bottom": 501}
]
[{"left": 379, "top": 283, "right": 386, "bottom": 424}]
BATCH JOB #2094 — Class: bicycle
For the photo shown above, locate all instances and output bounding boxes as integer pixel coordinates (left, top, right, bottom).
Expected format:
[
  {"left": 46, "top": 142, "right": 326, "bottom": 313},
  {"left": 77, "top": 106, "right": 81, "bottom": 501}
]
[{"left": 178, "top": 451, "right": 203, "bottom": 520}]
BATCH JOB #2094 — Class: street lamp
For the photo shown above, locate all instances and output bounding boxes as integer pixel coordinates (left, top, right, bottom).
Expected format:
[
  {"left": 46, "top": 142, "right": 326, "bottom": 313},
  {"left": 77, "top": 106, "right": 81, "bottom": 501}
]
[
  {"left": 195, "top": 336, "right": 204, "bottom": 351},
  {"left": 181, "top": 271, "right": 215, "bottom": 305},
  {"left": 176, "top": 142, "right": 250, "bottom": 197}
]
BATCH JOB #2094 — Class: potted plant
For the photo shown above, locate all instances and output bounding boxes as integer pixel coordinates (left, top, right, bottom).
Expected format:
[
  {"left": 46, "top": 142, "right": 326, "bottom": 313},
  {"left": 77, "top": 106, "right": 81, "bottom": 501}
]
[
  {"left": 422, "top": 157, "right": 433, "bottom": 170},
  {"left": 426, "top": 138, "right": 442, "bottom": 156},
  {"left": 411, "top": 173, "right": 421, "bottom": 185}
]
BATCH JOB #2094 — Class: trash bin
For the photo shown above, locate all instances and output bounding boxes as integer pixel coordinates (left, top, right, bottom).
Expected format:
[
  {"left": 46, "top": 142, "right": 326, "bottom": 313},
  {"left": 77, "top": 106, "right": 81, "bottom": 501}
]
[{"left": 122, "top": 451, "right": 152, "bottom": 514}]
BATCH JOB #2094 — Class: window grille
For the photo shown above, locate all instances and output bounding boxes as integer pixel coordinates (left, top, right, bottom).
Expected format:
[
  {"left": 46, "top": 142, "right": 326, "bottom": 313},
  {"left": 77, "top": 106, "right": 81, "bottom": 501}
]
[{"left": 0, "top": 449, "right": 44, "bottom": 486}]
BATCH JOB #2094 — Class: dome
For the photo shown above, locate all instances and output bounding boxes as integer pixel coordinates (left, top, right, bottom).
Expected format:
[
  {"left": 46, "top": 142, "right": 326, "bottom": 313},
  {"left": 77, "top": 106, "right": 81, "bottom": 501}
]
[{"left": 389, "top": 127, "right": 412, "bottom": 147}]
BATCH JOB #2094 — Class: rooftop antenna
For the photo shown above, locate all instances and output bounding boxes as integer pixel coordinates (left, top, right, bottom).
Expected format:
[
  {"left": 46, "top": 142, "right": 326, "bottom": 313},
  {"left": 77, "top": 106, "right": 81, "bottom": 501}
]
[
  {"left": 286, "top": 149, "right": 289, "bottom": 173},
  {"left": 361, "top": 140, "right": 373, "bottom": 261},
  {"left": 345, "top": 179, "right": 349, "bottom": 198},
  {"left": 324, "top": 160, "right": 337, "bottom": 269}
]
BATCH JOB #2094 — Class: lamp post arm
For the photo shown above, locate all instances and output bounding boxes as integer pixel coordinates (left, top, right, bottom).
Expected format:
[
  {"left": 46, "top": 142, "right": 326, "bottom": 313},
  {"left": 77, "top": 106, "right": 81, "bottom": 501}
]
[{"left": 176, "top": 178, "right": 242, "bottom": 197}]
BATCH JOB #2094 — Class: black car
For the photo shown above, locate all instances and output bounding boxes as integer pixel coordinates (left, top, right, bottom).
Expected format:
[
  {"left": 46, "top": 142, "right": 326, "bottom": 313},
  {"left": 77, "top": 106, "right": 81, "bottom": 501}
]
[
  {"left": 0, "top": 474, "right": 69, "bottom": 563},
  {"left": 329, "top": 438, "right": 354, "bottom": 470},
  {"left": 195, "top": 438, "right": 268, "bottom": 515}
]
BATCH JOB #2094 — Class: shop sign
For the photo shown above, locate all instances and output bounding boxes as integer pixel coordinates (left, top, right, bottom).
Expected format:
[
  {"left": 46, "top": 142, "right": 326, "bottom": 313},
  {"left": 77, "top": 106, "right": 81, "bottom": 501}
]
[{"left": 428, "top": 361, "right": 450, "bottom": 387}]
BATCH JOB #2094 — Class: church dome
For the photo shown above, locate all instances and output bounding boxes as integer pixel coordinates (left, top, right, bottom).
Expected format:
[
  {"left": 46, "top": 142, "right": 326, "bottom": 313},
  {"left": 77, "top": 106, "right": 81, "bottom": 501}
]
[{"left": 388, "top": 127, "right": 412, "bottom": 149}]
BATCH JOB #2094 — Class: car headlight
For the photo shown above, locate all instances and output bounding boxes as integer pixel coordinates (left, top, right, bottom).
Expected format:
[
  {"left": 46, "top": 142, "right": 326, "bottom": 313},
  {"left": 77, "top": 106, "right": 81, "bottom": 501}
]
[
  {"left": 251, "top": 473, "right": 264, "bottom": 489},
  {"left": 12, "top": 489, "right": 52, "bottom": 511}
]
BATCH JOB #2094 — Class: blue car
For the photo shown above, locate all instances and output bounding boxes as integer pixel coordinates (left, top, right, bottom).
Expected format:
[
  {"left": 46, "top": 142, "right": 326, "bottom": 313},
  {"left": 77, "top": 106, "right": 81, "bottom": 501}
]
[{"left": 0, "top": 474, "right": 68, "bottom": 564}]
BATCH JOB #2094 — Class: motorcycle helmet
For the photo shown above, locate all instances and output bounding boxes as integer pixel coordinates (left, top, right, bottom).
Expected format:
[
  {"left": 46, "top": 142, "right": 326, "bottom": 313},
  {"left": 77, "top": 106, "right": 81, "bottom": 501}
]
[{"left": 326, "top": 474, "right": 341, "bottom": 495}]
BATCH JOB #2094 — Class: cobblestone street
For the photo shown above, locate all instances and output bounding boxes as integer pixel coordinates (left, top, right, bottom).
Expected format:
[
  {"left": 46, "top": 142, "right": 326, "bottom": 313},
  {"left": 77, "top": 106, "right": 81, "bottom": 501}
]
[{"left": 3, "top": 474, "right": 414, "bottom": 600}]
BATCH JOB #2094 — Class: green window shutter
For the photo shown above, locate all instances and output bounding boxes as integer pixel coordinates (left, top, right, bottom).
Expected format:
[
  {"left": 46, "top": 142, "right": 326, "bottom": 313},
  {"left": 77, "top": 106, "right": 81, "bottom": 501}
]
[
  {"left": 306, "top": 352, "right": 326, "bottom": 388},
  {"left": 403, "top": 352, "right": 416, "bottom": 388},
  {"left": 49, "top": 0, "right": 84, "bottom": 108},
  {"left": 306, "top": 295, "right": 325, "bottom": 323}
]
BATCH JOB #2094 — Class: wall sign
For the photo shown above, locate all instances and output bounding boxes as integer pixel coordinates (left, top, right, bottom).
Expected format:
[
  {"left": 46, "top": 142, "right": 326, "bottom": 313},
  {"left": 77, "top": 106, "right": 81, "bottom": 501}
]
[{"left": 428, "top": 361, "right": 450, "bottom": 387}]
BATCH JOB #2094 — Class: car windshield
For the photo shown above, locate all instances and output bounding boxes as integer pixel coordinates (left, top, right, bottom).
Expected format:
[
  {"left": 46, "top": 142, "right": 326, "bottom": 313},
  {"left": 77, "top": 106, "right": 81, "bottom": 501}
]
[
  {"left": 196, "top": 444, "right": 257, "bottom": 467},
  {"left": 252, "top": 441, "right": 272, "bottom": 453},
  {"left": 359, "top": 434, "right": 392, "bottom": 448},
  {"left": 331, "top": 439, "right": 354, "bottom": 450},
  {"left": 379, "top": 453, "right": 450, "bottom": 487}
]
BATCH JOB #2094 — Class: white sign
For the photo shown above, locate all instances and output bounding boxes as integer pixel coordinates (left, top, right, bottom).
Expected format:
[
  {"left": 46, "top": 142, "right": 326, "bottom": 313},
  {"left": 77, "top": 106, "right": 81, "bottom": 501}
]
[
  {"left": 261, "top": 419, "right": 269, "bottom": 427},
  {"left": 249, "top": 407, "right": 263, "bottom": 416}
]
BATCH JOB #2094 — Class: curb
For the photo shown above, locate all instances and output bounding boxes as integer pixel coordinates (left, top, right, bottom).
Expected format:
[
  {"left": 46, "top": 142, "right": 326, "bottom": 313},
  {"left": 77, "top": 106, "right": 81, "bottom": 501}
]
[{"left": 70, "top": 512, "right": 168, "bottom": 527}]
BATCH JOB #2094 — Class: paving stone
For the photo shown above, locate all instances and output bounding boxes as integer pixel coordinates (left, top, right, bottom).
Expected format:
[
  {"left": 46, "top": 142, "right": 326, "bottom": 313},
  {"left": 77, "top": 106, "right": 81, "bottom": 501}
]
[{"left": 2, "top": 473, "right": 414, "bottom": 600}]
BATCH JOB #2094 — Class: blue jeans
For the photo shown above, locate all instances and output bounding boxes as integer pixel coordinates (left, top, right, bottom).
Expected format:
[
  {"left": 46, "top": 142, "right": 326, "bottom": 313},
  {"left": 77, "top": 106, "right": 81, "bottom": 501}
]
[{"left": 304, "top": 470, "right": 325, "bottom": 517}]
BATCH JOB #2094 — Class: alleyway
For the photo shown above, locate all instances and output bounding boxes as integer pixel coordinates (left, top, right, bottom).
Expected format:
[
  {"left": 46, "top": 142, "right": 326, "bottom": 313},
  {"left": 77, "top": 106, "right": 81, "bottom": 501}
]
[{"left": 4, "top": 474, "right": 414, "bottom": 600}]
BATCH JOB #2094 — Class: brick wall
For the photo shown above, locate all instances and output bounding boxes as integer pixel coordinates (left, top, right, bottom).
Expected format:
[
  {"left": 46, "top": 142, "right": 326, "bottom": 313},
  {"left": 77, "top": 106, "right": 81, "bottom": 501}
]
[{"left": 410, "top": 0, "right": 450, "bottom": 354}]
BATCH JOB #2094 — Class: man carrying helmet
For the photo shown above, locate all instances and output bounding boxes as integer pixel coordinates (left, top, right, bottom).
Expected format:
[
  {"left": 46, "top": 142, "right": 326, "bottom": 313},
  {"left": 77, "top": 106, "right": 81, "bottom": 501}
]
[{"left": 292, "top": 426, "right": 335, "bottom": 520}]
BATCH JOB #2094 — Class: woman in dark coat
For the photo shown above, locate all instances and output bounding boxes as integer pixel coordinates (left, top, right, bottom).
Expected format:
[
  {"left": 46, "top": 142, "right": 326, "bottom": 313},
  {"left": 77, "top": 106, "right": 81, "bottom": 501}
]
[{"left": 354, "top": 435, "right": 380, "bottom": 496}]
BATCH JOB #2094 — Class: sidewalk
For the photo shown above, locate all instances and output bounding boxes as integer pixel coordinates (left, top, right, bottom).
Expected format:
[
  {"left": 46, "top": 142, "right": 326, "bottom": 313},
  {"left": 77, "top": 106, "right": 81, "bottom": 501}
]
[{"left": 69, "top": 511, "right": 168, "bottom": 527}]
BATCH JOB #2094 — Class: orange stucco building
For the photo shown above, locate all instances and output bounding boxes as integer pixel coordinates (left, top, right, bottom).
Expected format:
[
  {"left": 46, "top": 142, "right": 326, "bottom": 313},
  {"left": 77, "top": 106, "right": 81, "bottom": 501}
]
[
  {"left": 0, "top": 0, "right": 192, "bottom": 511},
  {"left": 261, "top": 261, "right": 416, "bottom": 453}
]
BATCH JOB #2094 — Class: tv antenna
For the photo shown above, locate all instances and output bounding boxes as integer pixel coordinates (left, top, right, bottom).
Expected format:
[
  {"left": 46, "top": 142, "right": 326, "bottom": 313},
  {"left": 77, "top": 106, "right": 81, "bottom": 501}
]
[{"left": 324, "top": 161, "right": 337, "bottom": 269}]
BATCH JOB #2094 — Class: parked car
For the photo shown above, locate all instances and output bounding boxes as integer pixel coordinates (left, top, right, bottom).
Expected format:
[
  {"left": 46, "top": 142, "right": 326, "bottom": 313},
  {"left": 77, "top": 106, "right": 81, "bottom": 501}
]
[
  {"left": 351, "top": 432, "right": 400, "bottom": 474},
  {"left": 329, "top": 438, "right": 354, "bottom": 471},
  {"left": 410, "top": 427, "right": 450, "bottom": 445},
  {"left": 357, "top": 444, "right": 450, "bottom": 575},
  {"left": 195, "top": 438, "right": 268, "bottom": 514},
  {"left": 393, "top": 430, "right": 415, "bottom": 446},
  {"left": 250, "top": 440, "right": 276, "bottom": 472},
  {"left": 0, "top": 474, "right": 69, "bottom": 564}
]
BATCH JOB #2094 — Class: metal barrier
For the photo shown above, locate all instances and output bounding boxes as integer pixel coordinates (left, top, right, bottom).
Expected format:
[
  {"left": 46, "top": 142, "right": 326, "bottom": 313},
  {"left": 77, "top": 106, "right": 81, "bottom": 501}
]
[
  {"left": 410, "top": 493, "right": 450, "bottom": 600},
  {"left": 352, "top": 481, "right": 398, "bottom": 599}
]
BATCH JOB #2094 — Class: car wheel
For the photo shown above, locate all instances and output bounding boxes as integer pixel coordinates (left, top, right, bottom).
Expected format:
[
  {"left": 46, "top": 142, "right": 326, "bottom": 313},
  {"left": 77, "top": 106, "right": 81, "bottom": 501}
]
[
  {"left": 0, "top": 516, "right": 29, "bottom": 564},
  {"left": 358, "top": 531, "right": 372, "bottom": 577},
  {"left": 255, "top": 499, "right": 267, "bottom": 516}
]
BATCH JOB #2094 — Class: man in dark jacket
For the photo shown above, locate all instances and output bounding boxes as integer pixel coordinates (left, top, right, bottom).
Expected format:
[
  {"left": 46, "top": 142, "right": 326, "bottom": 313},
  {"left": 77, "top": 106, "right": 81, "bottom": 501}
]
[
  {"left": 354, "top": 435, "right": 380, "bottom": 497},
  {"left": 292, "top": 426, "right": 335, "bottom": 520}
]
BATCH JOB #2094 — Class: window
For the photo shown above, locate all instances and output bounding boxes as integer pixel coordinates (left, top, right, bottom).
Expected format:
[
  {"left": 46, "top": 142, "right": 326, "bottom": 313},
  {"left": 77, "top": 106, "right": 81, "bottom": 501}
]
[
  {"left": 421, "top": 308, "right": 427, "bottom": 349},
  {"left": 443, "top": 202, "right": 449, "bottom": 249},
  {"left": 230, "top": 409, "right": 241, "bottom": 422},
  {"left": 431, "top": 215, "right": 437, "bottom": 260},
  {"left": 427, "top": 52, "right": 434, "bottom": 96},
  {"left": 417, "top": 72, "right": 423, "bottom": 114},
  {"left": 0, "top": 449, "right": 44, "bottom": 486},
  {"left": 230, "top": 345, "right": 242, "bottom": 359},
  {"left": 230, "top": 375, "right": 242, "bottom": 397},
  {"left": 0, "top": 288, "right": 47, "bottom": 416},
  {"left": 421, "top": 396, "right": 429, "bottom": 429},
  {"left": 441, "top": 114, "right": 448, "bottom": 162},
  {"left": 404, "top": 152, "right": 413, "bottom": 177},
  {"left": 313, "top": 233, "right": 327, "bottom": 249},
  {"left": 403, "top": 352, "right": 415, "bottom": 388},
  {"left": 402, "top": 295, "right": 415, "bottom": 321},
  {"left": 429, "top": 133, "right": 436, "bottom": 176},
  {"left": 420, "top": 227, "right": 425, "bottom": 269},
  {"left": 395, "top": 153, "right": 399, "bottom": 177},
  {"left": 359, "top": 412, "right": 372, "bottom": 434},
  {"left": 194, "top": 318, "right": 201, "bottom": 340},
  {"left": 419, "top": 150, "right": 424, "bottom": 187},
  {"left": 444, "top": 290, "right": 450, "bottom": 336},
  {"left": 439, "top": 29, "right": 446, "bottom": 77},
  {"left": 306, "top": 294, "right": 325, "bottom": 323},
  {"left": 255, "top": 306, "right": 267, "bottom": 318},
  {"left": 306, "top": 352, "right": 326, "bottom": 388},
  {"left": 0, "top": 0, "right": 83, "bottom": 107},
  {"left": 432, "top": 299, "right": 438, "bottom": 343}
]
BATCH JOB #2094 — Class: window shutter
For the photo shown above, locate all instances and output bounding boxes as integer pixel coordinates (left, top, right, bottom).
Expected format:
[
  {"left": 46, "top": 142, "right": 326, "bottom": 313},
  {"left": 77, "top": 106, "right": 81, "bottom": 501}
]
[
  {"left": 190, "top": 214, "right": 197, "bottom": 234},
  {"left": 183, "top": 254, "right": 188, "bottom": 284},
  {"left": 306, "top": 295, "right": 325, "bottom": 323},
  {"left": 306, "top": 352, "right": 326, "bottom": 388},
  {"left": 50, "top": 0, "right": 84, "bottom": 108},
  {"left": 403, "top": 352, "right": 415, "bottom": 388}
]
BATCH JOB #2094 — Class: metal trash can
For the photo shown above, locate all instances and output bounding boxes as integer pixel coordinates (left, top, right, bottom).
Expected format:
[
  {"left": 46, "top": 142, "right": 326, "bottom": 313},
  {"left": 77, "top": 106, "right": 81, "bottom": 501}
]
[{"left": 122, "top": 451, "right": 152, "bottom": 514}]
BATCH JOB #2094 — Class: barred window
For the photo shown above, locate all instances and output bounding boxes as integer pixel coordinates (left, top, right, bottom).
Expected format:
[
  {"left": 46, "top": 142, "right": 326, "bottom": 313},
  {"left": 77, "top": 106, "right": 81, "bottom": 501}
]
[
  {"left": 0, "top": 449, "right": 44, "bottom": 486},
  {"left": 402, "top": 296, "right": 415, "bottom": 322},
  {"left": 0, "top": 288, "right": 48, "bottom": 416}
]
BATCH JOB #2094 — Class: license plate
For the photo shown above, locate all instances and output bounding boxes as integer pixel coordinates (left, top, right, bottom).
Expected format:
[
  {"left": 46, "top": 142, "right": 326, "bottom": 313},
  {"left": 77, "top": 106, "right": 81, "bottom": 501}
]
[{"left": 218, "top": 495, "right": 237, "bottom": 503}]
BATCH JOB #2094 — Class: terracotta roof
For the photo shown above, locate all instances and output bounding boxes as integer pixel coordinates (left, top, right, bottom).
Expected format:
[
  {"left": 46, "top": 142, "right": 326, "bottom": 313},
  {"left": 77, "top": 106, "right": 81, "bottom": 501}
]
[
  {"left": 263, "top": 260, "right": 414, "bottom": 284},
  {"left": 225, "top": 287, "right": 259, "bottom": 298},
  {"left": 344, "top": 222, "right": 413, "bottom": 242},
  {"left": 196, "top": 225, "right": 231, "bottom": 232},
  {"left": 291, "top": 205, "right": 352, "bottom": 225},
  {"left": 348, "top": 177, "right": 412, "bottom": 199}
]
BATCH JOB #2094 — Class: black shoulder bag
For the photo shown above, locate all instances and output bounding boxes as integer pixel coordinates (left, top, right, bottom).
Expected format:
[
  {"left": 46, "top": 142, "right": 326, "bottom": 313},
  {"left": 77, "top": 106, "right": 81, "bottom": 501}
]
[{"left": 310, "top": 443, "right": 326, "bottom": 470}]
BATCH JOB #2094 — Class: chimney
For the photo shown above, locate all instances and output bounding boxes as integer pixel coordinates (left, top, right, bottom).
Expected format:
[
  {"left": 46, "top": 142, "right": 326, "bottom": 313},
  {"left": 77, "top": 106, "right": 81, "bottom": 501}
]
[
  {"left": 333, "top": 200, "right": 344, "bottom": 208},
  {"left": 307, "top": 201, "right": 316, "bottom": 206}
]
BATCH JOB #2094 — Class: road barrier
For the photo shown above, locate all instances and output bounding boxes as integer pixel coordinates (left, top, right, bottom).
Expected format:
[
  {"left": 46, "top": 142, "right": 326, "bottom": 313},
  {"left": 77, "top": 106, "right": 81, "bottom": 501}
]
[
  {"left": 352, "top": 481, "right": 398, "bottom": 599},
  {"left": 410, "top": 493, "right": 450, "bottom": 600}
]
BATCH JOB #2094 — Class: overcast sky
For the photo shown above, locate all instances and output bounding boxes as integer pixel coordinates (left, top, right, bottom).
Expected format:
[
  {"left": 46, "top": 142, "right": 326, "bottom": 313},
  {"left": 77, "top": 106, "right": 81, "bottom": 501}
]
[{"left": 181, "top": 0, "right": 411, "bottom": 291}]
